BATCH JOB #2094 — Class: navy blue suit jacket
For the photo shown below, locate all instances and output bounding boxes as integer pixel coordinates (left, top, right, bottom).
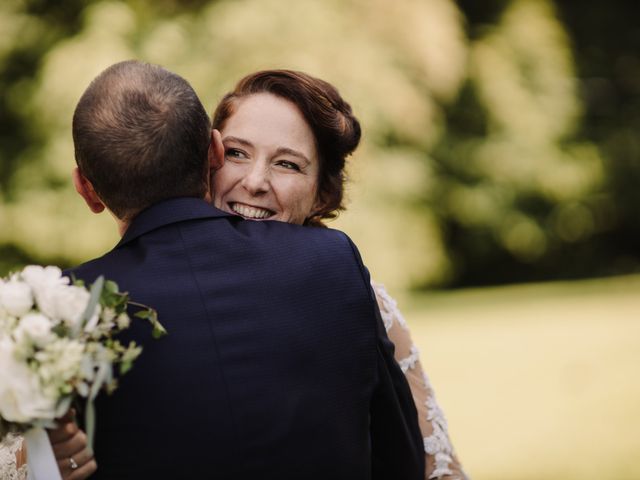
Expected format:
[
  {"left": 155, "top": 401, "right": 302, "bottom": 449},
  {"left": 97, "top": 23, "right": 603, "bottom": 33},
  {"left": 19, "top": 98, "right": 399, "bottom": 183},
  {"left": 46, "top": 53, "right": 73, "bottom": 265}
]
[{"left": 69, "top": 197, "right": 424, "bottom": 479}]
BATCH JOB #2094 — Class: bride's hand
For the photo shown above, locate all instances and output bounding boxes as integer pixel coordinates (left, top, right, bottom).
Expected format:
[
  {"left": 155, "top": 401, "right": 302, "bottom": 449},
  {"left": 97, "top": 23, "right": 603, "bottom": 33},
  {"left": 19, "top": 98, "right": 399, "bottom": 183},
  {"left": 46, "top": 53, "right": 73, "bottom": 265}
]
[{"left": 47, "top": 409, "right": 97, "bottom": 480}]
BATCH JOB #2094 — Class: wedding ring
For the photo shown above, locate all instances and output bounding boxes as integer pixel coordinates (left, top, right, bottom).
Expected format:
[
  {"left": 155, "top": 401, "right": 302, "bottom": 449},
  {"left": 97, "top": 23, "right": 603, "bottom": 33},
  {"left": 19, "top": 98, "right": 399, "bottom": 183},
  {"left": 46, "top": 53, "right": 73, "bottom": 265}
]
[{"left": 69, "top": 456, "right": 79, "bottom": 470}]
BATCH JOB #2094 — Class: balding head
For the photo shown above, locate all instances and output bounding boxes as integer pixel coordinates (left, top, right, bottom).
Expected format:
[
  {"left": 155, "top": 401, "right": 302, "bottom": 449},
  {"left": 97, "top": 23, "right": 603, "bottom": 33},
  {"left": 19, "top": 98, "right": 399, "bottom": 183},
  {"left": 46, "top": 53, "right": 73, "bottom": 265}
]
[{"left": 72, "top": 60, "right": 211, "bottom": 220}]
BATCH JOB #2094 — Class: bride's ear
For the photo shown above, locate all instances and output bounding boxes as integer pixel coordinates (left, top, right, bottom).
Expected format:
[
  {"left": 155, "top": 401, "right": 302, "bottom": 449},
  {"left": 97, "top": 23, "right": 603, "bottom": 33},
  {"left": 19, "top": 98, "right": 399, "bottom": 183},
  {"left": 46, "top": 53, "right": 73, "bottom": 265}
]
[
  {"left": 309, "top": 192, "right": 328, "bottom": 220},
  {"left": 72, "top": 167, "right": 105, "bottom": 214},
  {"left": 208, "top": 129, "right": 225, "bottom": 172}
]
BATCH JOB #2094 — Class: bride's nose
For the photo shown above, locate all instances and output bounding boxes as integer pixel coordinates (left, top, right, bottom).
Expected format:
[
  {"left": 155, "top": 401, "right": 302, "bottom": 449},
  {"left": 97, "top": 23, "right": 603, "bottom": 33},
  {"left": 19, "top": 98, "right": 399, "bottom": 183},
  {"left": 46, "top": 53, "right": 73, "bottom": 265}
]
[{"left": 241, "top": 162, "right": 270, "bottom": 195}]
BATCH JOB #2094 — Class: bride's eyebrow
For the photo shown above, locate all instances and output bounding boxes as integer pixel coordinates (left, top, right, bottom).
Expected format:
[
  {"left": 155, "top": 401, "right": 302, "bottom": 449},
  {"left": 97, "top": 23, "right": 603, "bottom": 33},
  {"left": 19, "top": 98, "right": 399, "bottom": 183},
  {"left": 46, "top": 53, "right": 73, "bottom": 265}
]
[
  {"left": 274, "top": 147, "right": 310, "bottom": 165},
  {"left": 222, "top": 136, "right": 253, "bottom": 148}
]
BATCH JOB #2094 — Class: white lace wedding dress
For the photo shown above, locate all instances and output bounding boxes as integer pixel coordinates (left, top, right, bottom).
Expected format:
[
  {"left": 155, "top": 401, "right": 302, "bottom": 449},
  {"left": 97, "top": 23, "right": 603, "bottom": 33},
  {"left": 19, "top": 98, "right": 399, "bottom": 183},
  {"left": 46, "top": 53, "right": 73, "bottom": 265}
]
[
  {"left": 0, "top": 434, "right": 28, "bottom": 480},
  {"left": 373, "top": 282, "right": 468, "bottom": 480},
  {"left": 0, "top": 283, "right": 467, "bottom": 480}
]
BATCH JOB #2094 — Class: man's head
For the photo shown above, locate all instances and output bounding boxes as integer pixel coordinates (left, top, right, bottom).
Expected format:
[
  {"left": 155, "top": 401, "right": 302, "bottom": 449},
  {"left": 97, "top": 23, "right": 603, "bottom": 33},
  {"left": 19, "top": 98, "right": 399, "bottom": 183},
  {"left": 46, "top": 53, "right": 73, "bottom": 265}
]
[{"left": 72, "top": 60, "right": 216, "bottom": 223}]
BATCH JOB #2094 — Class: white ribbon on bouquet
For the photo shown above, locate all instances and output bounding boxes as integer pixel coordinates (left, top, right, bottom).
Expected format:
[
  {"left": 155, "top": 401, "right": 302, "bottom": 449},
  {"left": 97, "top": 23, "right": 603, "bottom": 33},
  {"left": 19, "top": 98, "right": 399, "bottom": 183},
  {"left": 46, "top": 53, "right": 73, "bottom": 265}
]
[{"left": 24, "top": 427, "right": 62, "bottom": 480}]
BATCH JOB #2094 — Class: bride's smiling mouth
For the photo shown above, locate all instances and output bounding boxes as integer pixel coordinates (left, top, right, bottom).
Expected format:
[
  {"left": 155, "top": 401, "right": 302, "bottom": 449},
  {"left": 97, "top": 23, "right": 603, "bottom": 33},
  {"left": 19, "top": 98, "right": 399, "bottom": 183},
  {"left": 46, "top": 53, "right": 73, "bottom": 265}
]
[{"left": 229, "top": 202, "right": 275, "bottom": 220}]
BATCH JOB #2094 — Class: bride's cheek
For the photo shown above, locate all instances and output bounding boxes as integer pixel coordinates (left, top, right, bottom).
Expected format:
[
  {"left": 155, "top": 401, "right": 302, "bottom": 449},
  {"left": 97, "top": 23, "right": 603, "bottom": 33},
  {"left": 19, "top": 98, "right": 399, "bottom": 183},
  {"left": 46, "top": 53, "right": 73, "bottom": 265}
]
[
  {"left": 214, "top": 166, "right": 235, "bottom": 190},
  {"left": 228, "top": 163, "right": 249, "bottom": 184}
]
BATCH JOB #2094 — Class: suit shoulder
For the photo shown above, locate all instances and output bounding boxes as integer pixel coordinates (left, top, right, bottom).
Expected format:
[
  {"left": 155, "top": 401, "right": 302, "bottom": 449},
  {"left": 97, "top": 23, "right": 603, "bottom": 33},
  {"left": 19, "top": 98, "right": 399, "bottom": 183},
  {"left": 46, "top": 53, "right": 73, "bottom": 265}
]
[
  {"left": 278, "top": 223, "right": 360, "bottom": 261},
  {"left": 234, "top": 219, "right": 367, "bottom": 276},
  {"left": 277, "top": 224, "right": 369, "bottom": 282},
  {"left": 64, "top": 251, "right": 116, "bottom": 283},
  {"left": 234, "top": 218, "right": 353, "bottom": 250},
  {"left": 297, "top": 224, "right": 353, "bottom": 247}
]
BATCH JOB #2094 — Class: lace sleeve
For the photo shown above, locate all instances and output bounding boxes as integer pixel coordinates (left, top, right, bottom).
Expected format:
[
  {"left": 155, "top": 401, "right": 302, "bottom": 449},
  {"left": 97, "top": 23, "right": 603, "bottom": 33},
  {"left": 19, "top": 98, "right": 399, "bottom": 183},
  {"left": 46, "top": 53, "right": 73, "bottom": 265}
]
[
  {"left": 373, "top": 282, "right": 469, "bottom": 480},
  {"left": 0, "top": 434, "right": 28, "bottom": 480}
]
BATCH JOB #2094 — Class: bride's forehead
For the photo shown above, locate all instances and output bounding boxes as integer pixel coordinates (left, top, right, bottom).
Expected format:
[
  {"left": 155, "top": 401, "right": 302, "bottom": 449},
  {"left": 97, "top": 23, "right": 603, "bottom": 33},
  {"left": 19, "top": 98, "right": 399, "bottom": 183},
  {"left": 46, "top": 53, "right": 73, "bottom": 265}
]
[{"left": 225, "top": 94, "right": 316, "bottom": 145}]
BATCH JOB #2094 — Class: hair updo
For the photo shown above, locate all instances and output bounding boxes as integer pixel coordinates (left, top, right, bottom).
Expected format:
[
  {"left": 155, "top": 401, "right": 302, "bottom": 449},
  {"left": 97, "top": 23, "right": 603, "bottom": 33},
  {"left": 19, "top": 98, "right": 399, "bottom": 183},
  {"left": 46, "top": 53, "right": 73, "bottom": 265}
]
[{"left": 211, "top": 70, "right": 361, "bottom": 226}]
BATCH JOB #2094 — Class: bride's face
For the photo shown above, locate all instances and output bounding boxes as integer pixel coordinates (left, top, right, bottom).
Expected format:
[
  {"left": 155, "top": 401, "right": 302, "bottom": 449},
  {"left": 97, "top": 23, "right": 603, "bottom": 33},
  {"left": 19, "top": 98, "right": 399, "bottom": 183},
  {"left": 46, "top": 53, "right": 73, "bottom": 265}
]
[{"left": 212, "top": 93, "right": 322, "bottom": 225}]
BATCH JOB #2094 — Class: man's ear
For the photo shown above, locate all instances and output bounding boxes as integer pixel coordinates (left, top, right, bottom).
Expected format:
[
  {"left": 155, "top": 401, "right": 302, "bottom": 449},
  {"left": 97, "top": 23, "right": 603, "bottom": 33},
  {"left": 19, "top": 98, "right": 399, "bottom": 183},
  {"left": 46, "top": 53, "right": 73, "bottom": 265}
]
[
  {"left": 72, "top": 167, "right": 105, "bottom": 214},
  {"left": 208, "top": 129, "right": 225, "bottom": 172}
]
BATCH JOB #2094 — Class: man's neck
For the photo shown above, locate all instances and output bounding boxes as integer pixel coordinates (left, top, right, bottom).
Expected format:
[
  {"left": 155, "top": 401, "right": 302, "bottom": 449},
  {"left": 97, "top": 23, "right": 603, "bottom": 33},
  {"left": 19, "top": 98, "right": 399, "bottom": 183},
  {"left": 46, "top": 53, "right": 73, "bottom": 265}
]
[
  {"left": 108, "top": 210, "right": 130, "bottom": 237},
  {"left": 117, "top": 219, "right": 130, "bottom": 237}
]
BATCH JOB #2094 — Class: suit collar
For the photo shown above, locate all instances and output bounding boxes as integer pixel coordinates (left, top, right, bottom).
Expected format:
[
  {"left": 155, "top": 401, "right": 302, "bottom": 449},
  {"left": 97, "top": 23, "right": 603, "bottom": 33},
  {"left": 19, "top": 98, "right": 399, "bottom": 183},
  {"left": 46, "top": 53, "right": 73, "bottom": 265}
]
[{"left": 116, "top": 197, "right": 233, "bottom": 248}]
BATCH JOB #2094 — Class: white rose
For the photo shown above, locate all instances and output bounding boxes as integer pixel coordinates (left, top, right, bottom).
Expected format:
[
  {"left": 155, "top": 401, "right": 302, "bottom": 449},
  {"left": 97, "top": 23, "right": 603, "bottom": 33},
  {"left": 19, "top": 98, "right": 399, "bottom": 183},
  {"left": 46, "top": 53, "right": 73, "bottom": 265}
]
[
  {"left": 15, "top": 313, "right": 55, "bottom": 348},
  {"left": 0, "top": 337, "right": 58, "bottom": 422},
  {"left": 21, "top": 266, "right": 69, "bottom": 317},
  {"left": 32, "top": 286, "right": 60, "bottom": 319},
  {"left": 54, "top": 285, "right": 93, "bottom": 328},
  {"left": 21, "top": 266, "right": 69, "bottom": 291},
  {"left": 0, "top": 280, "right": 33, "bottom": 317}
]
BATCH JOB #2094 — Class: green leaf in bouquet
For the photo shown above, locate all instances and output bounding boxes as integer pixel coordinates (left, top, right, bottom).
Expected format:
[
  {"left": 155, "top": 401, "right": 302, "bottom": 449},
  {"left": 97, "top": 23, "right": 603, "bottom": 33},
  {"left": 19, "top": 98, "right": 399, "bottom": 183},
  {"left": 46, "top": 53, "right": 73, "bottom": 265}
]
[
  {"left": 119, "top": 361, "right": 133, "bottom": 376},
  {"left": 51, "top": 322, "right": 70, "bottom": 338},
  {"left": 104, "top": 280, "right": 119, "bottom": 294},
  {"left": 113, "top": 295, "right": 129, "bottom": 311},
  {"left": 133, "top": 307, "right": 167, "bottom": 339},
  {"left": 100, "top": 284, "right": 121, "bottom": 309},
  {"left": 100, "top": 280, "right": 130, "bottom": 311}
]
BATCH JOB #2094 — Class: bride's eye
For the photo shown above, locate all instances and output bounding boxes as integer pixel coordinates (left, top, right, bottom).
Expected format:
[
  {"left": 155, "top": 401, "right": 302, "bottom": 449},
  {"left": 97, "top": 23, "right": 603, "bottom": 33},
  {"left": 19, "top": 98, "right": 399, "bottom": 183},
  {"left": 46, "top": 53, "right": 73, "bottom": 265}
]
[
  {"left": 275, "top": 160, "right": 301, "bottom": 171},
  {"left": 225, "top": 148, "right": 247, "bottom": 160}
]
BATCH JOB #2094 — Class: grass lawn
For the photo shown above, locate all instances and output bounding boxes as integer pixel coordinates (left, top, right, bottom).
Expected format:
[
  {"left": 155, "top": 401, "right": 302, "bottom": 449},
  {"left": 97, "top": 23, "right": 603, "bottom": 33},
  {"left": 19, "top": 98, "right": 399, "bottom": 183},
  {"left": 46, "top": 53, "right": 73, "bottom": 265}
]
[{"left": 400, "top": 275, "right": 640, "bottom": 480}]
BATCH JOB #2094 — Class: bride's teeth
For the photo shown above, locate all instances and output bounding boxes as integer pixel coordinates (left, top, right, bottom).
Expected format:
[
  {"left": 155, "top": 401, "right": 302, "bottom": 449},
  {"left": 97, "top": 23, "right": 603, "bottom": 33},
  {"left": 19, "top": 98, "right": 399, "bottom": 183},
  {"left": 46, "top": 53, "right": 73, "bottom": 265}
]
[{"left": 231, "top": 203, "right": 272, "bottom": 219}]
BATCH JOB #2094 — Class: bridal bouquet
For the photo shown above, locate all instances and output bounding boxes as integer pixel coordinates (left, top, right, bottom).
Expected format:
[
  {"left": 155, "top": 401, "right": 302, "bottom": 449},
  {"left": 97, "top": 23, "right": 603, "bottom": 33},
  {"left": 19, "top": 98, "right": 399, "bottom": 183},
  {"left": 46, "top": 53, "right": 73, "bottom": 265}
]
[{"left": 0, "top": 265, "right": 165, "bottom": 479}]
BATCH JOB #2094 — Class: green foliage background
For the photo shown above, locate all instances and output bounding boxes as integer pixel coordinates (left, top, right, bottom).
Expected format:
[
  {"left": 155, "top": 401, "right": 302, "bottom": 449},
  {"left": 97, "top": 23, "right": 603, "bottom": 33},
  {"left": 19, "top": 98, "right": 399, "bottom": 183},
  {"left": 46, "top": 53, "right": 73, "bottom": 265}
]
[{"left": 1, "top": 0, "right": 638, "bottom": 292}]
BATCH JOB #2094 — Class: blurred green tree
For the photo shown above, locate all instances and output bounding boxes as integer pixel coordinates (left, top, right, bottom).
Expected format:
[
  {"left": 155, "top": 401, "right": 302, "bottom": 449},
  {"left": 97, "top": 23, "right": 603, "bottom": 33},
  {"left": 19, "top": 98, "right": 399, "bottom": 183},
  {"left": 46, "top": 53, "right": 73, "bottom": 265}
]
[
  {"left": 425, "top": 0, "right": 640, "bottom": 287},
  {"left": 556, "top": 0, "right": 640, "bottom": 277},
  {"left": 0, "top": 0, "right": 638, "bottom": 291}
]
